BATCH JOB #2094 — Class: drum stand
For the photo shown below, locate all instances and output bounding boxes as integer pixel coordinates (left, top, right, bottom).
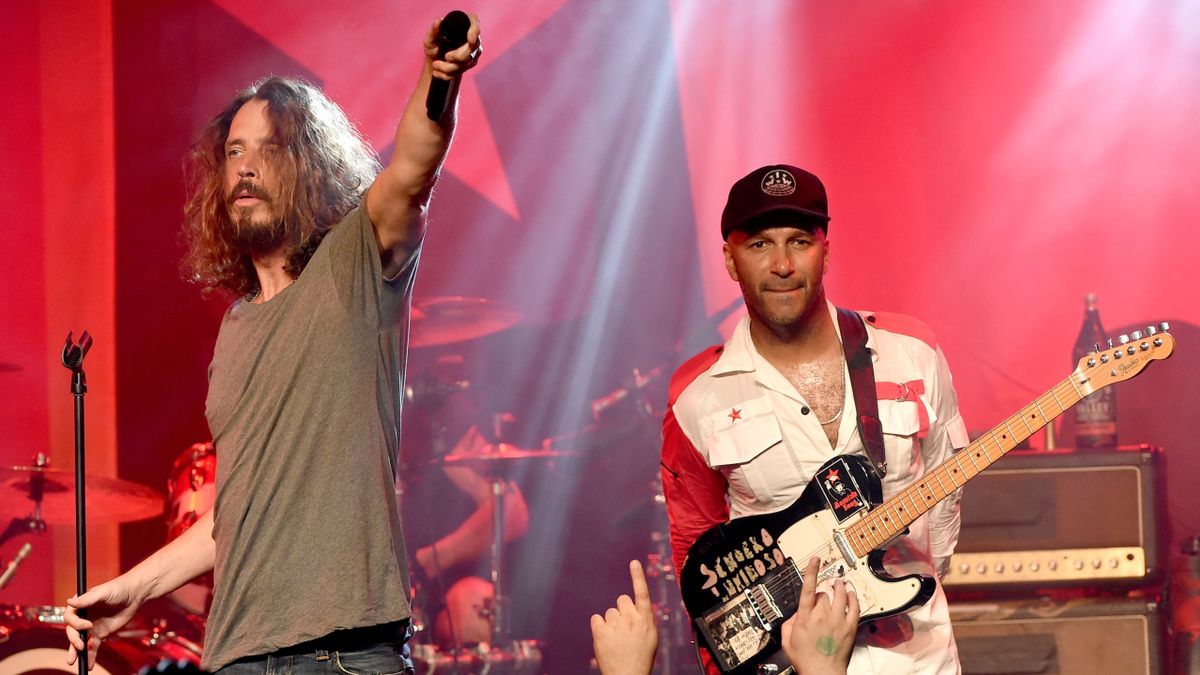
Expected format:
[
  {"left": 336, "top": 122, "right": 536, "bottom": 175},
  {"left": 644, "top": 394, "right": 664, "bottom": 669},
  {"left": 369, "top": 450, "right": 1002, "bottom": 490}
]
[
  {"left": 487, "top": 475, "right": 509, "bottom": 645},
  {"left": 645, "top": 477, "right": 696, "bottom": 675}
]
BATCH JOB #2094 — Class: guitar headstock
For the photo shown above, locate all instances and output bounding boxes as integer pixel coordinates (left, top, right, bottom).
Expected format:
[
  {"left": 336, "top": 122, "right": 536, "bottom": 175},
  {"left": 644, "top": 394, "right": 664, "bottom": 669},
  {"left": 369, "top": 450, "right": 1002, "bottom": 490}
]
[{"left": 1075, "top": 323, "right": 1174, "bottom": 392}]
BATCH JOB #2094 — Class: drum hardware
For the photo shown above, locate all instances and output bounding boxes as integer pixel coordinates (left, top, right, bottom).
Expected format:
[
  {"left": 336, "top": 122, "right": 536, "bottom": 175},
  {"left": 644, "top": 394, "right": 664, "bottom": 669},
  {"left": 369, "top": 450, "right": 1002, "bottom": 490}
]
[
  {"left": 410, "top": 296, "right": 521, "bottom": 349},
  {"left": 165, "top": 443, "right": 215, "bottom": 543},
  {"left": 411, "top": 639, "right": 543, "bottom": 675},
  {"left": 0, "top": 604, "right": 202, "bottom": 675},
  {"left": 642, "top": 477, "right": 695, "bottom": 675},
  {"left": 442, "top": 439, "right": 575, "bottom": 646},
  {"left": 0, "top": 458, "right": 164, "bottom": 530},
  {"left": 438, "top": 442, "right": 577, "bottom": 472},
  {"left": 407, "top": 423, "right": 571, "bottom": 649},
  {"left": 0, "top": 543, "right": 32, "bottom": 591}
]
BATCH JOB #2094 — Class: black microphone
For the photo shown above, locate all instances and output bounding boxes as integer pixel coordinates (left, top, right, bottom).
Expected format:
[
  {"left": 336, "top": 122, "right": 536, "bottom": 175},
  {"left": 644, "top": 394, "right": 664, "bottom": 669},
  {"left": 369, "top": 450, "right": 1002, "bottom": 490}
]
[{"left": 426, "top": 10, "right": 471, "bottom": 121}]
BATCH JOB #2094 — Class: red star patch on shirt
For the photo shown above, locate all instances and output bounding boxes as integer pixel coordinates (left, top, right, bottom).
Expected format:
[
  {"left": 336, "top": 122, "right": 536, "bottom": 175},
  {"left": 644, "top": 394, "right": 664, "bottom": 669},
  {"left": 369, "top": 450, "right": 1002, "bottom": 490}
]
[
  {"left": 826, "top": 469, "right": 840, "bottom": 482},
  {"left": 728, "top": 408, "right": 742, "bottom": 422}
]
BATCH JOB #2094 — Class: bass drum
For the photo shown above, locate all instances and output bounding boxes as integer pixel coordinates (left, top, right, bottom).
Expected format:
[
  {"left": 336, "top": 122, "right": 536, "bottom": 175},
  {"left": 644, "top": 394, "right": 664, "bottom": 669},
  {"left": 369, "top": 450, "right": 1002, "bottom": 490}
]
[{"left": 0, "top": 605, "right": 201, "bottom": 675}]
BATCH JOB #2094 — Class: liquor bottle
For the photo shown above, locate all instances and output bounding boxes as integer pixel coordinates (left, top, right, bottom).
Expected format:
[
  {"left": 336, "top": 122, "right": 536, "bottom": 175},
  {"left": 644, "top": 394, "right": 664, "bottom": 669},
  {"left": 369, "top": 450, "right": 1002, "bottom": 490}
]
[{"left": 1072, "top": 293, "right": 1117, "bottom": 449}]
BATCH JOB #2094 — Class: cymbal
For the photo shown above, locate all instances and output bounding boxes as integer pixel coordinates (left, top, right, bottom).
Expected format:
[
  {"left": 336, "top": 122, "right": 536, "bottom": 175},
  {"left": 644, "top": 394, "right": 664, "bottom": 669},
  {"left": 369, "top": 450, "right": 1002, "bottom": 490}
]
[
  {"left": 438, "top": 443, "right": 578, "bottom": 470},
  {"left": 410, "top": 296, "right": 520, "bottom": 348},
  {"left": 0, "top": 466, "right": 164, "bottom": 524}
]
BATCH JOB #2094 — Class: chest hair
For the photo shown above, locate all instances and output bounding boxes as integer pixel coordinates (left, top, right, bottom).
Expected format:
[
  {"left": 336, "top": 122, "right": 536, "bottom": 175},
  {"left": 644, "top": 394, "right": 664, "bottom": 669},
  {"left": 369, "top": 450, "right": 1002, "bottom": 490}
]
[{"left": 778, "top": 353, "right": 846, "bottom": 448}]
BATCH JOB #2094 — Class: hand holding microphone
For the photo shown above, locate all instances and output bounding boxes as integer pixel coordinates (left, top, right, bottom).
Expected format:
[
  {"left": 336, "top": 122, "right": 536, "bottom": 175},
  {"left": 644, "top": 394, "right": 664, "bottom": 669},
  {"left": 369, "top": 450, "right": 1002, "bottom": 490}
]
[{"left": 425, "top": 10, "right": 483, "bottom": 120}]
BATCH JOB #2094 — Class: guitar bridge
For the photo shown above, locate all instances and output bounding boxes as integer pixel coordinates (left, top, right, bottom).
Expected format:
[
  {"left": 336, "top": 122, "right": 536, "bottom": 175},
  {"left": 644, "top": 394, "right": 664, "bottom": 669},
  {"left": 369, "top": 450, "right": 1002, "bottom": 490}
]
[{"left": 747, "top": 582, "right": 783, "bottom": 630}]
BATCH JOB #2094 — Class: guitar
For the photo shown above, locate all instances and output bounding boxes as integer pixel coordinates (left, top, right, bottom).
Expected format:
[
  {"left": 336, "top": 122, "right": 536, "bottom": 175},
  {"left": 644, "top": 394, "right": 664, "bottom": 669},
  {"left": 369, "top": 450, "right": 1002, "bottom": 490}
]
[{"left": 678, "top": 325, "right": 1175, "bottom": 674}]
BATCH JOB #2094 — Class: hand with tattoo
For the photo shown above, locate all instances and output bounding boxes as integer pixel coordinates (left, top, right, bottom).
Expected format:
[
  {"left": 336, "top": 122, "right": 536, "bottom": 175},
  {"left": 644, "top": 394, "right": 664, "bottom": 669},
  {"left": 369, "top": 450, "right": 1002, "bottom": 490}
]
[{"left": 781, "top": 556, "right": 859, "bottom": 675}]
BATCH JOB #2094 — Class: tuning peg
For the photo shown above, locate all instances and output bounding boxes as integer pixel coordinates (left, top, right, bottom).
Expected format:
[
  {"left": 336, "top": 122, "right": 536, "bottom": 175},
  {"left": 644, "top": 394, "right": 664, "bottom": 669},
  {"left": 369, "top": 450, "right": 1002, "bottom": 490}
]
[
  {"left": 1118, "top": 334, "right": 1130, "bottom": 345},
  {"left": 1107, "top": 338, "right": 1115, "bottom": 349},
  {"left": 1131, "top": 330, "right": 1143, "bottom": 340},
  {"left": 1145, "top": 325, "right": 1157, "bottom": 336},
  {"left": 1092, "top": 342, "right": 1102, "bottom": 354},
  {"left": 1159, "top": 321, "right": 1170, "bottom": 332}
]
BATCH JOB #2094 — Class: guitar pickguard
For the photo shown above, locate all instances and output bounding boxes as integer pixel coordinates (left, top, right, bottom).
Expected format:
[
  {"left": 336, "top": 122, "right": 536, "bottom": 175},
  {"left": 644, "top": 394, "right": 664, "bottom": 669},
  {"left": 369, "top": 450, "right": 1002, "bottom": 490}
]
[{"left": 681, "top": 454, "right": 930, "bottom": 674}]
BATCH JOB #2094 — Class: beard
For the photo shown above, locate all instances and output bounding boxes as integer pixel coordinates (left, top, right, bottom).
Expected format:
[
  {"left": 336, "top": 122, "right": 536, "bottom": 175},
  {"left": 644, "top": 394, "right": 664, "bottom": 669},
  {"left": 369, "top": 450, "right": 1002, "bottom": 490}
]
[
  {"left": 742, "top": 277, "right": 826, "bottom": 334},
  {"left": 226, "top": 181, "right": 287, "bottom": 256}
]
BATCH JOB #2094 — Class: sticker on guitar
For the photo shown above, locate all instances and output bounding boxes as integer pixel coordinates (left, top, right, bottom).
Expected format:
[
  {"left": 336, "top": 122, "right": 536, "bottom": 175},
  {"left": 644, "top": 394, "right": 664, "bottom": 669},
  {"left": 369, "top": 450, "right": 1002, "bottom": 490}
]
[
  {"left": 816, "top": 456, "right": 868, "bottom": 522},
  {"left": 698, "top": 529, "right": 787, "bottom": 601}
]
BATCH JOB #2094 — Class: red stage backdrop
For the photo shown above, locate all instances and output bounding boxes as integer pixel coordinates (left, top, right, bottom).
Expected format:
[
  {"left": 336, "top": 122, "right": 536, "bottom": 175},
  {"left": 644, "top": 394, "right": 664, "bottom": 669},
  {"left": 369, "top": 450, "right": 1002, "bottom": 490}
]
[{"left": 2, "top": 1, "right": 1197, "bottom": 671}]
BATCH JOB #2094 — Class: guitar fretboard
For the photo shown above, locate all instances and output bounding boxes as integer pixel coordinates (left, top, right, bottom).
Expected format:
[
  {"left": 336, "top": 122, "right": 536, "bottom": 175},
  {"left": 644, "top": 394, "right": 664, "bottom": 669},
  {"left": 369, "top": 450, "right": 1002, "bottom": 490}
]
[{"left": 843, "top": 372, "right": 1088, "bottom": 558}]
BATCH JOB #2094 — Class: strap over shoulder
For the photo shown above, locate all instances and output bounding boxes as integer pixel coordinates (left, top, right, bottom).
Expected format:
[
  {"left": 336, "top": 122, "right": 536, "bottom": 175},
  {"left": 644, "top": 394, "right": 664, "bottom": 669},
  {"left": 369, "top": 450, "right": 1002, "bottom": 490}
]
[{"left": 837, "top": 307, "right": 886, "bottom": 479}]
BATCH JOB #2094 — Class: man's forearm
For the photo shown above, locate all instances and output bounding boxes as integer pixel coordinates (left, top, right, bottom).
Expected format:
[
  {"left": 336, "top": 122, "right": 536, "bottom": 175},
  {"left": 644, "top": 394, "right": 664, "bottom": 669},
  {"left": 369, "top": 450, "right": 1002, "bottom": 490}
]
[
  {"left": 391, "top": 60, "right": 456, "bottom": 204},
  {"left": 125, "top": 509, "right": 216, "bottom": 602}
]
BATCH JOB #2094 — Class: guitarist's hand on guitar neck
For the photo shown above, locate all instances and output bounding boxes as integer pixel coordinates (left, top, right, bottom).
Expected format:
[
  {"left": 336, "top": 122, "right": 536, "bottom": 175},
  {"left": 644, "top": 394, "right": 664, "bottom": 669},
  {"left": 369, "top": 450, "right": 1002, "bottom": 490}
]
[{"left": 780, "top": 557, "right": 858, "bottom": 675}]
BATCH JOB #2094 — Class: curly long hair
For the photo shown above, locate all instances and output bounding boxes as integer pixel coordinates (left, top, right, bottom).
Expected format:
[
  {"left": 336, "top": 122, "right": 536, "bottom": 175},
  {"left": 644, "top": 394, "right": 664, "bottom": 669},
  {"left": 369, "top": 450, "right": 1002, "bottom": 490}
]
[{"left": 181, "top": 76, "right": 382, "bottom": 296}]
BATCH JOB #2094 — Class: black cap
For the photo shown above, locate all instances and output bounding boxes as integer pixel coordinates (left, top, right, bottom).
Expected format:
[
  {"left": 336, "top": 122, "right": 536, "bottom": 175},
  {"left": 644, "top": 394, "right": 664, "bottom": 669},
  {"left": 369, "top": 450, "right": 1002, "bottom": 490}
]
[{"left": 720, "top": 164, "right": 829, "bottom": 240}]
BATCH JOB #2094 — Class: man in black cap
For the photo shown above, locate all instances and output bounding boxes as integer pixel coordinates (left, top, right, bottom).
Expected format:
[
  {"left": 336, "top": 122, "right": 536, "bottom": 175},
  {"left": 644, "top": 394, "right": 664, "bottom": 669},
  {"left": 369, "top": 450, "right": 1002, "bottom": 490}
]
[{"left": 660, "top": 165, "right": 970, "bottom": 674}]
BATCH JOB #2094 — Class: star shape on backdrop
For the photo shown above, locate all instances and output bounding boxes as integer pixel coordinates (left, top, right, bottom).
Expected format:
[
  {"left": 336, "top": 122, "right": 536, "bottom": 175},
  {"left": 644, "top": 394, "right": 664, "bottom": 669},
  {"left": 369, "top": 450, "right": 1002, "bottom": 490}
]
[{"left": 212, "top": 0, "right": 569, "bottom": 221}]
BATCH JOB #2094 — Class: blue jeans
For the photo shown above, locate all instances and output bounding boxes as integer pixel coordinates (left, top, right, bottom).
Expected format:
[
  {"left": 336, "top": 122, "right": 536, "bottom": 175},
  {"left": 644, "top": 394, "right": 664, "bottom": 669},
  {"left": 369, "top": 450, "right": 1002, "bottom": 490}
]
[
  {"left": 215, "top": 624, "right": 414, "bottom": 675},
  {"left": 215, "top": 643, "right": 413, "bottom": 675}
]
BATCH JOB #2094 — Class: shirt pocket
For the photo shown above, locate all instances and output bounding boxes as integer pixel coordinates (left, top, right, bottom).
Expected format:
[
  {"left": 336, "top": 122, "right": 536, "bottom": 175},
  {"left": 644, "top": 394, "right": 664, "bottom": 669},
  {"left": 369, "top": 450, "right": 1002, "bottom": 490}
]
[
  {"left": 702, "top": 397, "right": 784, "bottom": 508},
  {"left": 877, "top": 397, "right": 922, "bottom": 479}
]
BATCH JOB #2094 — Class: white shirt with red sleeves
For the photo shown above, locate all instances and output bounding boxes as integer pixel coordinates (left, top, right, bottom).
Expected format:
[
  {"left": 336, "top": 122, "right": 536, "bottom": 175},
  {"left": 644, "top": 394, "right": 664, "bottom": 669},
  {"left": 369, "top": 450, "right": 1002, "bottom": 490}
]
[{"left": 661, "top": 300, "right": 971, "bottom": 675}]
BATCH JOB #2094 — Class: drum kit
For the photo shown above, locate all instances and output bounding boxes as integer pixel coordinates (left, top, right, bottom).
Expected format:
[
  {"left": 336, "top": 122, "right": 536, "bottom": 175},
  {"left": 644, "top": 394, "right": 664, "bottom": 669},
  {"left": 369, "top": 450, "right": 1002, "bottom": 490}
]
[
  {"left": 0, "top": 455, "right": 202, "bottom": 674},
  {"left": 0, "top": 295, "right": 694, "bottom": 674}
]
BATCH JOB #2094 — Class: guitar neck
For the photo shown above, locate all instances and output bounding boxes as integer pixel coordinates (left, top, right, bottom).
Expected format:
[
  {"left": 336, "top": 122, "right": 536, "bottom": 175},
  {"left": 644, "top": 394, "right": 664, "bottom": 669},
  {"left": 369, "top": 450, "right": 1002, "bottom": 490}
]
[{"left": 844, "top": 371, "right": 1087, "bottom": 558}]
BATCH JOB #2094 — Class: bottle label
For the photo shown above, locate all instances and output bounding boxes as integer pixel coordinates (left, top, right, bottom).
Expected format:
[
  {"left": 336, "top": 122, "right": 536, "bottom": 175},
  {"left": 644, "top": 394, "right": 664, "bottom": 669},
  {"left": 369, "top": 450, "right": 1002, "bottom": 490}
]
[{"left": 1076, "top": 389, "right": 1116, "bottom": 447}]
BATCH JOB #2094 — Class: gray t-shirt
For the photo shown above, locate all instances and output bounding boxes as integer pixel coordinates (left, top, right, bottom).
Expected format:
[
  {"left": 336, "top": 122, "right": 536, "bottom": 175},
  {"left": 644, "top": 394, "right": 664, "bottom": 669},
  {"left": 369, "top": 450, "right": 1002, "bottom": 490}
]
[{"left": 201, "top": 206, "right": 417, "bottom": 671}]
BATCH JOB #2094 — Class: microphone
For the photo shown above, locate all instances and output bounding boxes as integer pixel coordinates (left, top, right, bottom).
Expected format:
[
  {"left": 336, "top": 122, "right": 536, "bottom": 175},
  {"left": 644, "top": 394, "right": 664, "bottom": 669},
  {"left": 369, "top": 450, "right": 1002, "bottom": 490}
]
[
  {"left": 426, "top": 10, "right": 472, "bottom": 121},
  {"left": 0, "top": 543, "right": 32, "bottom": 591}
]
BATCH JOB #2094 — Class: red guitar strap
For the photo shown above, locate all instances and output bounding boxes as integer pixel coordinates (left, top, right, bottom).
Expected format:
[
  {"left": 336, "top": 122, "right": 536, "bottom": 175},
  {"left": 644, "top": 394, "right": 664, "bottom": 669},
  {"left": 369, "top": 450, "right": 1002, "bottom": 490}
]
[{"left": 837, "top": 307, "right": 887, "bottom": 479}]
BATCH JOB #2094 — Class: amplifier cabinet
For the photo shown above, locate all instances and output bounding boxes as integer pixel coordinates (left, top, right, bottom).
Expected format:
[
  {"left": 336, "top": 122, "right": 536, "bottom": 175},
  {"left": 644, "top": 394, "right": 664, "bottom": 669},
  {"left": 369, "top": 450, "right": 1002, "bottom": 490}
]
[
  {"left": 943, "top": 446, "right": 1166, "bottom": 590},
  {"left": 950, "top": 596, "right": 1165, "bottom": 674}
]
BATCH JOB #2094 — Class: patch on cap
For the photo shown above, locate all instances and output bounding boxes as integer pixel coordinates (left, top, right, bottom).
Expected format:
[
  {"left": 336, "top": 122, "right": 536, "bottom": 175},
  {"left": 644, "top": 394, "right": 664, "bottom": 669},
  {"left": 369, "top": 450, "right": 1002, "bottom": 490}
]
[{"left": 760, "top": 169, "right": 796, "bottom": 196}]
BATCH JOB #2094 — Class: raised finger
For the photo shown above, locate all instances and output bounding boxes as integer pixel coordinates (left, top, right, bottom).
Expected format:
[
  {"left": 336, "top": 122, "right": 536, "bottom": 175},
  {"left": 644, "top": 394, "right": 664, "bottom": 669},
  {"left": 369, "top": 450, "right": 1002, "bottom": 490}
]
[{"left": 629, "top": 560, "right": 652, "bottom": 615}]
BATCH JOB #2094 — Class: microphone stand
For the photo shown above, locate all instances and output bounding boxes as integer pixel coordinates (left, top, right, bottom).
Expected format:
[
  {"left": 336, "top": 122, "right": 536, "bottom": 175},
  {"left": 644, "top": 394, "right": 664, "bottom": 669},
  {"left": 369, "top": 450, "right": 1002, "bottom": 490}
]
[{"left": 62, "top": 330, "right": 93, "bottom": 675}]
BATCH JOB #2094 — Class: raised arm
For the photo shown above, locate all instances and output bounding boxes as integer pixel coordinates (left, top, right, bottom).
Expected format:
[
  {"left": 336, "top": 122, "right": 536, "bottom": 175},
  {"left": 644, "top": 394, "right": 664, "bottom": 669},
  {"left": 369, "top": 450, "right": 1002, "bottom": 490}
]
[
  {"left": 64, "top": 509, "right": 215, "bottom": 669},
  {"left": 366, "top": 13, "right": 482, "bottom": 272}
]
